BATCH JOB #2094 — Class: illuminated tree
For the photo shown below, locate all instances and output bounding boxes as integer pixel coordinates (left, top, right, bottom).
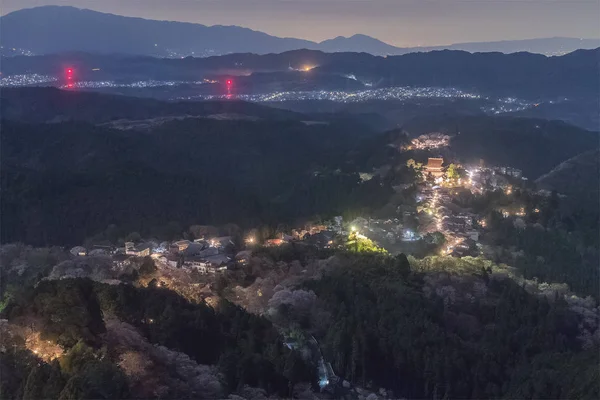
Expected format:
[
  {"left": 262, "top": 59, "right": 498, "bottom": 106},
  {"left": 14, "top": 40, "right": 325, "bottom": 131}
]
[
  {"left": 346, "top": 232, "right": 387, "bottom": 254},
  {"left": 446, "top": 164, "right": 465, "bottom": 182},
  {"left": 406, "top": 159, "right": 423, "bottom": 170}
]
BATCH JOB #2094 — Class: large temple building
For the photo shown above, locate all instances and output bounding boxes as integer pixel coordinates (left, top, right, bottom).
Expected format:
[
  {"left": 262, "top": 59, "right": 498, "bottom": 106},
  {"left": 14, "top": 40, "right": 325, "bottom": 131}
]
[{"left": 425, "top": 157, "right": 445, "bottom": 178}]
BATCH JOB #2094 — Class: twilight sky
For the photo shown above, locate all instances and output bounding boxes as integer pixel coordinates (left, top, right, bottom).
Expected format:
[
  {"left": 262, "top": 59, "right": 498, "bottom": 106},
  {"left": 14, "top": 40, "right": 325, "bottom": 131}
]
[{"left": 2, "top": 0, "right": 599, "bottom": 47}]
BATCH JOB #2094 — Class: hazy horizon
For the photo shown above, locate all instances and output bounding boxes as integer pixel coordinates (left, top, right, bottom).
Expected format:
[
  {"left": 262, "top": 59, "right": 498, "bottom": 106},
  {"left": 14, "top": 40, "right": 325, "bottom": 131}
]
[{"left": 2, "top": 0, "right": 599, "bottom": 47}]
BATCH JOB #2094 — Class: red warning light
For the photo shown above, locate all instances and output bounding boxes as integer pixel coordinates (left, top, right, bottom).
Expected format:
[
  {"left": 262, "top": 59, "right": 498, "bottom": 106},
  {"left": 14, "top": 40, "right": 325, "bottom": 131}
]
[
  {"left": 67, "top": 68, "right": 73, "bottom": 74},
  {"left": 226, "top": 79, "right": 232, "bottom": 85}
]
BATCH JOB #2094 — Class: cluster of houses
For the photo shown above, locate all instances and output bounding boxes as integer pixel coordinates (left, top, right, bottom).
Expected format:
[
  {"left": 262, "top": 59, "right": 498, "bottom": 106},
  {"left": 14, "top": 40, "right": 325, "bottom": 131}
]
[
  {"left": 468, "top": 165, "right": 526, "bottom": 193},
  {"left": 420, "top": 186, "right": 482, "bottom": 257},
  {"left": 68, "top": 222, "right": 346, "bottom": 277},
  {"left": 70, "top": 236, "right": 237, "bottom": 275},
  {"left": 348, "top": 217, "right": 416, "bottom": 246},
  {"left": 493, "top": 166, "right": 523, "bottom": 179},
  {"left": 440, "top": 214, "right": 480, "bottom": 257},
  {"left": 158, "top": 237, "right": 234, "bottom": 274}
]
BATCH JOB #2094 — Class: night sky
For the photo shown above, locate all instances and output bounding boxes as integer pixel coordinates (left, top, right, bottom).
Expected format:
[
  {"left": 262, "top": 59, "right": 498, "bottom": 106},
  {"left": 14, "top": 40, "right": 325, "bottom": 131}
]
[{"left": 2, "top": 0, "right": 599, "bottom": 46}]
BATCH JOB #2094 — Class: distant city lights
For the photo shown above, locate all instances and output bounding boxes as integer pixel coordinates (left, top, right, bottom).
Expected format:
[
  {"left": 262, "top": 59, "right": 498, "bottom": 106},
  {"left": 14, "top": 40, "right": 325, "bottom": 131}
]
[
  {"left": 181, "top": 86, "right": 488, "bottom": 103},
  {"left": 0, "top": 73, "right": 57, "bottom": 86}
]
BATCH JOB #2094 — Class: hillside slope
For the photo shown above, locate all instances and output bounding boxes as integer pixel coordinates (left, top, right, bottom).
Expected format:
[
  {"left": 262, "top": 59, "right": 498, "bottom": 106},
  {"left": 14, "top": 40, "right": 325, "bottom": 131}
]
[
  {"left": 536, "top": 149, "right": 600, "bottom": 201},
  {"left": 0, "top": 87, "right": 305, "bottom": 123}
]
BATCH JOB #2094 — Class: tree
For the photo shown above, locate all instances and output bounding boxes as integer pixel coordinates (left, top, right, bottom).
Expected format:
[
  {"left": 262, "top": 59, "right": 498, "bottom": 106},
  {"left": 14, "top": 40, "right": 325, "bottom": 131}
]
[
  {"left": 124, "top": 232, "right": 141, "bottom": 243},
  {"left": 406, "top": 159, "right": 423, "bottom": 170},
  {"left": 104, "top": 225, "right": 120, "bottom": 244},
  {"left": 23, "top": 360, "right": 65, "bottom": 400},
  {"left": 346, "top": 232, "right": 387, "bottom": 254},
  {"left": 283, "top": 351, "right": 308, "bottom": 397},
  {"left": 59, "top": 361, "right": 130, "bottom": 400},
  {"left": 59, "top": 341, "right": 97, "bottom": 375},
  {"left": 406, "top": 159, "right": 424, "bottom": 181},
  {"left": 395, "top": 253, "right": 411, "bottom": 278},
  {"left": 138, "top": 257, "right": 156, "bottom": 277},
  {"left": 446, "top": 163, "right": 462, "bottom": 182},
  {"left": 33, "top": 280, "right": 106, "bottom": 348}
]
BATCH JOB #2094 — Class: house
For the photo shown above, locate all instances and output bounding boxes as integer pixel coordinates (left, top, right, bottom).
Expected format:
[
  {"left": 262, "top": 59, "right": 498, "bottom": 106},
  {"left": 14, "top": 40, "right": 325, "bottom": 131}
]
[
  {"left": 126, "top": 243, "right": 152, "bottom": 257},
  {"left": 93, "top": 244, "right": 114, "bottom": 254},
  {"left": 185, "top": 258, "right": 209, "bottom": 272},
  {"left": 112, "top": 254, "right": 132, "bottom": 269},
  {"left": 172, "top": 240, "right": 192, "bottom": 252},
  {"left": 495, "top": 166, "right": 522, "bottom": 178},
  {"left": 425, "top": 158, "right": 444, "bottom": 178},
  {"left": 160, "top": 255, "right": 179, "bottom": 268},
  {"left": 465, "top": 230, "right": 480, "bottom": 242},
  {"left": 184, "top": 243, "right": 219, "bottom": 259},
  {"left": 305, "top": 230, "right": 335, "bottom": 249},
  {"left": 205, "top": 254, "right": 230, "bottom": 270},
  {"left": 184, "top": 254, "right": 230, "bottom": 274},
  {"left": 308, "top": 225, "right": 328, "bottom": 235},
  {"left": 182, "top": 241, "right": 208, "bottom": 256},
  {"left": 70, "top": 246, "right": 87, "bottom": 257},
  {"left": 235, "top": 250, "right": 252, "bottom": 266}
]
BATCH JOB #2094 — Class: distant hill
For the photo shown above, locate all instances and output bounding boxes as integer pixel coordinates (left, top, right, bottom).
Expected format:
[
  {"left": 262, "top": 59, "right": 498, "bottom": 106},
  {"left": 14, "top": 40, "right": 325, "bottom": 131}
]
[
  {"left": 1, "top": 6, "right": 599, "bottom": 57},
  {"left": 0, "top": 87, "right": 384, "bottom": 133},
  {"left": 422, "top": 37, "right": 600, "bottom": 56},
  {"left": 0, "top": 87, "right": 305, "bottom": 123},
  {"left": 2, "top": 48, "right": 599, "bottom": 100},
  {"left": 316, "top": 48, "right": 600, "bottom": 99},
  {"left": 0, "top": 6, "right": 314, "bottom": 57},
  {"left": 318, "top": 34, "right": 401, "bottom": 54},
  {"left": 536, "top": 149, "right": 600, "bottom": 200}
]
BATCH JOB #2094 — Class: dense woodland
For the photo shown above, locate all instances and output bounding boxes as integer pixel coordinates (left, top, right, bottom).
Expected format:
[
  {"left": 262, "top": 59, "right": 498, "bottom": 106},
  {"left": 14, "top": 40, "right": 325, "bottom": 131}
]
[
  {"left": 2, "top": 249, "right": 597, "bottom": 399},
  {"left": 1, "top": 279, "right": 314, "bottom": 399},
  {"left": 1, "top": 117, "right": 391, "bottom": 245},
  {"left": 304, "top": 253, "right": 599, "bottom": 399}
]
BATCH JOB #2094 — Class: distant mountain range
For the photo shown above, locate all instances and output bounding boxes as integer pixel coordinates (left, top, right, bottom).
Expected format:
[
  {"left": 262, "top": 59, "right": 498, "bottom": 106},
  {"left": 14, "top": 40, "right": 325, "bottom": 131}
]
[
  {"left": 3, "top": 48, "right": 598, "bottom": 100},
  {"left": 2, "top": 6, "right": 599, "bottom": 57}
]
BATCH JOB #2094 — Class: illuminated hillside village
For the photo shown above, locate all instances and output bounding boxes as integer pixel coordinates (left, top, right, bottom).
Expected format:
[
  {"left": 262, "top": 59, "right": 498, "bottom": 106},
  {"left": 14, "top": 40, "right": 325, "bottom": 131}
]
[{"left": 64, "top": 155, "right": 538, "bottom": 283}]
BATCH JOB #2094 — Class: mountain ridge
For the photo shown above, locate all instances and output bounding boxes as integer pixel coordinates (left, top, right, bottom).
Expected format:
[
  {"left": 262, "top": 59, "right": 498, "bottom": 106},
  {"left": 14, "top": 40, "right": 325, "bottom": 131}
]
[{"left": 2, "top": 6, "right": 599, "bottom": 57}]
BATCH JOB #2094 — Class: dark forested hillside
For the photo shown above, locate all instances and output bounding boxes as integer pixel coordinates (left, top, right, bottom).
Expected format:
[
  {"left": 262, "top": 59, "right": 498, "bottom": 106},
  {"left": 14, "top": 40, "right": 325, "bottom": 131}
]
[
  {"left": 1, "top": 278, "right": 307, "bottom": 399},
  {"left": 0, "top": 117, "right": 391, "bottom": 245},
  {"left": 536, "top": 149, "right": 600, "bottom": 201},
  {"left": 304, "top": 254, "right": 599, "bottom": 399},
  {"left": 0, "top": 87, "right": 305, "bottom": 123}
]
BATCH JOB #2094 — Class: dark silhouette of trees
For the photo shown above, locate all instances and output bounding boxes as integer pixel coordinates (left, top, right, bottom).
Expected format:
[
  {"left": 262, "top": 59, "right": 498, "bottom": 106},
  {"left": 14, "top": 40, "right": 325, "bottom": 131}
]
[{"left": 304, "top": 253, "right": 598, "bottom": 399}]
